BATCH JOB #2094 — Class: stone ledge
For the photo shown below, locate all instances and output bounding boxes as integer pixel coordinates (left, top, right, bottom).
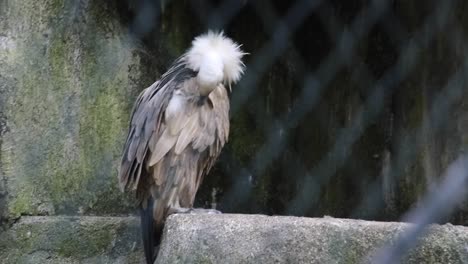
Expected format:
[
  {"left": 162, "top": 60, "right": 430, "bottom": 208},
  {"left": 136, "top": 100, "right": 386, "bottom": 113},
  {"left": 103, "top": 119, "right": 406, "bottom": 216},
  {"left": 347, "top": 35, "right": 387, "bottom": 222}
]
[
  {"left": 0, "top": 216, "right": 143, "bottom": 264},
  {"left": 1, "top": 215, "right": 467, "bottom": 264},
  {"left": 156, "top": 214, "right": 468, "bottom": 264}
]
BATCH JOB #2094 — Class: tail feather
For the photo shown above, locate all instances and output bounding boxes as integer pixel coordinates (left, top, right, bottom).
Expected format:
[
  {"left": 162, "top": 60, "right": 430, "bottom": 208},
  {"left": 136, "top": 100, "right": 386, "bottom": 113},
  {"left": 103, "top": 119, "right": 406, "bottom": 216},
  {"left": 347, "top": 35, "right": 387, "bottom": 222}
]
[{"left": 141, "top": 197, "right": 159, "bottom": 264}]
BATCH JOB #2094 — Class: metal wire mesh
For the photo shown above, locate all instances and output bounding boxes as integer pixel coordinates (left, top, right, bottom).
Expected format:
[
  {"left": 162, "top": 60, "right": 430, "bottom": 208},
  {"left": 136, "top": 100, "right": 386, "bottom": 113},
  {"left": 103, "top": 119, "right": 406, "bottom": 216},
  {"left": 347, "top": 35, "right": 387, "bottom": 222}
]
[
  {"left": 123, "top": 0, "right": 468, "bottom": 262},
  {"left": 0, "top": 0, "right": 467, "bottom": 263},
  {"left": 7, "top": 0, "right": 461, "bottom": 262}
]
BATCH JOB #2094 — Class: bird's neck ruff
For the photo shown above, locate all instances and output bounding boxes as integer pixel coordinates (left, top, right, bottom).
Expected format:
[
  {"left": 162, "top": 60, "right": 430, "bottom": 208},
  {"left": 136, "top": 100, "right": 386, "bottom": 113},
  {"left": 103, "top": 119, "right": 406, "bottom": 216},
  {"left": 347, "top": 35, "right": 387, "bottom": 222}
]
[{"left": 185, "top": 31, "right": 245, "bottom": 89}]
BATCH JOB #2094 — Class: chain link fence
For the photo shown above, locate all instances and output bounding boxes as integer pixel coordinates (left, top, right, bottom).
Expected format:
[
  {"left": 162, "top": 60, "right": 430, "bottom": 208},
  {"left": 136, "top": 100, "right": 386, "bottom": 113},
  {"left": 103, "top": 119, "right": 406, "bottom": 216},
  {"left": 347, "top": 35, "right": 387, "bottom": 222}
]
[
  {"left": 1, "top": 0, "right": 466, "bottom": 262},
  {"left": 123, "top": 0, "right": 468, "bottom": 262}
]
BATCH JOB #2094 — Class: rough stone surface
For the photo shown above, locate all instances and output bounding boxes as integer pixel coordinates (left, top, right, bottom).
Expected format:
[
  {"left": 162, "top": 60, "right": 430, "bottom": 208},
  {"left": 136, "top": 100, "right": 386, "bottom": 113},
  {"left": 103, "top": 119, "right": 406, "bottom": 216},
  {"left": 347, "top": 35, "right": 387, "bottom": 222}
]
[
  {"left": 0, "top": 0, "right": 148, "bottom": 218},
  {"left": 156, "top": 214, "right": 468, "bottom": 264},
  {"left": 0, "top": 0, "right": 202, "bottom": 222},
  {"left": 1, "top": 214, "right": 467, "bottom": 264},
  {"left": 0, "top": 216, "right": 143, "bottom": 264}
]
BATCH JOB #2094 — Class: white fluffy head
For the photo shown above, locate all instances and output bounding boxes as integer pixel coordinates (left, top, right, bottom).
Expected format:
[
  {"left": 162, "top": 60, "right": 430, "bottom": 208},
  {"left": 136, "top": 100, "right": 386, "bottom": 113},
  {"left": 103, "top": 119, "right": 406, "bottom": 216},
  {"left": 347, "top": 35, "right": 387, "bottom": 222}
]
[{"left": 186, "top": 31, "right": 246, "bottom": 87}]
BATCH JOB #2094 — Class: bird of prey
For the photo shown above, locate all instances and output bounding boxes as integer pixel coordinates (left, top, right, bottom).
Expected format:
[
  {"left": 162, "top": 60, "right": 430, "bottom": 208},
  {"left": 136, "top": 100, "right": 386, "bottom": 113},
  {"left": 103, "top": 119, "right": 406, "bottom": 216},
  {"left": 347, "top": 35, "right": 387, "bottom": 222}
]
[{"left": 118, "top": 31, "right": 245, "bottom": 264}]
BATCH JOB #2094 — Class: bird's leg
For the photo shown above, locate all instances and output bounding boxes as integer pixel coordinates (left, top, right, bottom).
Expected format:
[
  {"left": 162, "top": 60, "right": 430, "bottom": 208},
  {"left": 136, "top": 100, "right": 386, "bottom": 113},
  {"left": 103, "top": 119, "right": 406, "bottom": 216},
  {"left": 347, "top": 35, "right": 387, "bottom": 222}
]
[{"left": 169, "top": 206, "right": 221, "bottom": 215}]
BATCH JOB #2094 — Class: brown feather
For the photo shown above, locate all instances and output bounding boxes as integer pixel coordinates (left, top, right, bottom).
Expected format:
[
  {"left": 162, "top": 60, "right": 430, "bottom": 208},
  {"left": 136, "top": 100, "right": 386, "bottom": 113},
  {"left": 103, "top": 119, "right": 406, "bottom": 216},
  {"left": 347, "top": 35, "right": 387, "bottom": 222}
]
[
  {"left": 133, "top": 163, "right": 143, "bottom": 190},
  {"left": 119, "top": 60, "right": 231, "bottom": 244},
  {"left": 148, "top": 129, "right": 178, "bottom": 166},
  {"left": 152, "top": 161, "right": 164, "bottom": 186},
  {"left": 174, "top": 113, "right": 199, "bottom": 154}
]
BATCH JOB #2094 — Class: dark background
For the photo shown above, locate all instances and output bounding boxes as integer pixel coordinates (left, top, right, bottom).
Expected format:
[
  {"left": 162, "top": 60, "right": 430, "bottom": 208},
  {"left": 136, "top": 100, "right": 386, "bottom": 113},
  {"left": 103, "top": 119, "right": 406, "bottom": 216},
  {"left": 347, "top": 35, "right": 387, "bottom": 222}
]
[{"left": 118, "top": 0, "right": 468, "bottom": 224}]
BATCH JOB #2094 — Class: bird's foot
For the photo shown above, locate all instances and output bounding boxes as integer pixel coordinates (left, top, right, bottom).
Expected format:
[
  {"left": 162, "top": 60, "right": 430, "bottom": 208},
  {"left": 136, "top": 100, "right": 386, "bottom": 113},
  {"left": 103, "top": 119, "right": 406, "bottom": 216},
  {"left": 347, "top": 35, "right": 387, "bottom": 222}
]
[
  {"left": 188, "top": 208, "right": 222, "bottom": 215},
  {"left": 169, "top": 207, "right": 221, "bottom": 215}
]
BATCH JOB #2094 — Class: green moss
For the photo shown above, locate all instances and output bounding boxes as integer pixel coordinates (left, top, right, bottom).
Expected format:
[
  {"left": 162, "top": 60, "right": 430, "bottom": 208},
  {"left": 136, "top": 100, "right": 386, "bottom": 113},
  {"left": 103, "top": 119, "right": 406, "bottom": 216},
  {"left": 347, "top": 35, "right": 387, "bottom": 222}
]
[
  {"left": 0, "top": 217, "right": 142, "bottom": 262},
  {"left": 40, "top": 32, "right": 135, "bottom": 213},
  {"left": 55, "top": 223, "right": 113, "bottom": 257},
  {"left": 193, "top": 255, "right": 214, "bottom": 264},
  {"left": 3, "top": 0, "right": 138, "bottom": 217},
  {"left": 8, "top": 185, "right": 37, "bottom": 218}
]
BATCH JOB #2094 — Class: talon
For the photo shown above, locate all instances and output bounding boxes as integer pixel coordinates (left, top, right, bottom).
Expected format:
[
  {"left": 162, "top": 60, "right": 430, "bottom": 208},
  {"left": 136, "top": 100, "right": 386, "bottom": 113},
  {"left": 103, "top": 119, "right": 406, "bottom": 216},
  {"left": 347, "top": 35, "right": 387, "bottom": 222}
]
[
  {"left": 168, "top": 207, "right": 191, "bottom": 215},
  {"left": 188, "top": 208, "right": 222, "bottom": 214}
]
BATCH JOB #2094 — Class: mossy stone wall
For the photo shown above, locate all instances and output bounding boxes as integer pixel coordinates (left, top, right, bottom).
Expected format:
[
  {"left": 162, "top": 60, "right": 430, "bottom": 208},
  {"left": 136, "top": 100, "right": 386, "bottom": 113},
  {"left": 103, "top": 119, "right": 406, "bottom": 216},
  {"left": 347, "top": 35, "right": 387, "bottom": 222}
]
[
  {"left": 0, "top": 0, "right": 467, "bottom": 226},
  {"left": 0, "top": 0, "right": 146, "bottom": 219}
]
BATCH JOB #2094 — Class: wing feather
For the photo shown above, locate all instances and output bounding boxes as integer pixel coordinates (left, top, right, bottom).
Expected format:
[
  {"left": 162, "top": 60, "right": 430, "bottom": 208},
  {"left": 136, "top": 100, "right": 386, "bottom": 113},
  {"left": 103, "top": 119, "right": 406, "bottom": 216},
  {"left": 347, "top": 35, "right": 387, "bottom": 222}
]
[
  {"left": 148, "top": 129, "right": 178, "bottom": 166},
  {"left": 127, "top": 133, "right": 140, "bottom": 162},
  {"left": 146, "top": 84, "right": 230, "bottom": 209},
  {"left": 174, "top": 111, "right": 200, "bottom": 154},
  {"left": 152, "top": 161, "right": 164, "bottom": 186},
  {"left": 133, "top": 162, "right": 143, "bottom": 190},
  {"left": 119, "top": 59, "right": 230, "bottom": 216},
  {"left": 118, "top": 57, "right": 195, "bottom": 192}
]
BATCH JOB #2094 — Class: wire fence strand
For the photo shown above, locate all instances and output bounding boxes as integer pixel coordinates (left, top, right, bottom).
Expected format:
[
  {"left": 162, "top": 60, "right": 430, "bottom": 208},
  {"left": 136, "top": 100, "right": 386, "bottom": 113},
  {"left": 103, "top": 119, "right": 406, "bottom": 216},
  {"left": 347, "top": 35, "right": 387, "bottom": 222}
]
[{"left": 135, "top": 0, "right": 468, "bottom": 261}]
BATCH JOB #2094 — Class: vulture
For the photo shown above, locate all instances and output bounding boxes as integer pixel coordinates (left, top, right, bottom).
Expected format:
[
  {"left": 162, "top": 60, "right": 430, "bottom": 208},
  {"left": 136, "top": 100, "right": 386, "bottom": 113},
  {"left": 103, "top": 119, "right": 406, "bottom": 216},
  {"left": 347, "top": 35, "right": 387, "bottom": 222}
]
[{"left": 118, "top": 31, "right": 245, "bottom": 264}]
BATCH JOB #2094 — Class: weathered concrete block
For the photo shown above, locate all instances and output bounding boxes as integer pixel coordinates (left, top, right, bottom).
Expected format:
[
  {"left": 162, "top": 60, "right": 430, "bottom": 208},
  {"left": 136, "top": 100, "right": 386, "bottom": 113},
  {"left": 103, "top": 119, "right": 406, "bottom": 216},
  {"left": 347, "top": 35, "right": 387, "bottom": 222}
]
[
  {"left": 0, "top": 216, "right": 143, "bottom": 264},
  {"left": 156, "top": 214, "right": 468, "bottom": 264},
  {"left": 1, "top": 214, "right": 467, "bottom": 264}
]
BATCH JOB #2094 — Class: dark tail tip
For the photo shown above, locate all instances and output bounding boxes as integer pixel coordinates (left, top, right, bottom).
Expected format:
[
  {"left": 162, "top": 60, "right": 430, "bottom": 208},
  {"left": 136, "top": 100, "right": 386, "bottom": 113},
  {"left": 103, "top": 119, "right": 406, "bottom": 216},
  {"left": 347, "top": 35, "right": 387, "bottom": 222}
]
[{"left": 141, "top": 197, "right": 156, "bottom": 264}]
